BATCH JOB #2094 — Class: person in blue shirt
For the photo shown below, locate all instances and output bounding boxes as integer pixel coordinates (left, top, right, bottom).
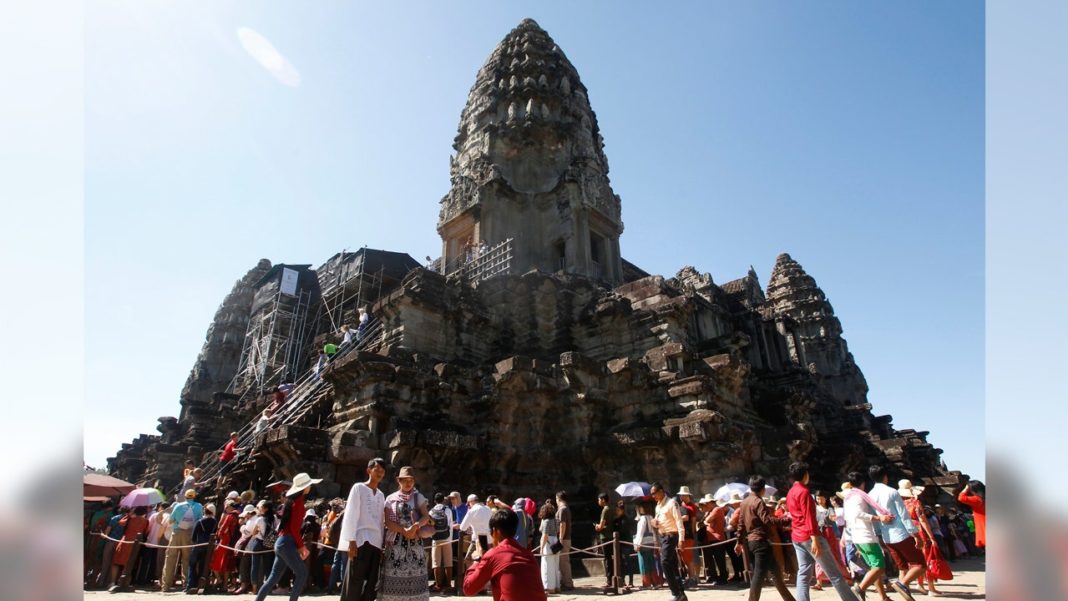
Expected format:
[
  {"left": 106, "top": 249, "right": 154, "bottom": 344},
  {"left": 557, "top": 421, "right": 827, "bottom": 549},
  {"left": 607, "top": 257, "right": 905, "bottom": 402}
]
[
  {"left": 161, "top": 489, "right": 204, "bottom": 591},
  {"left": 868, "top": 465, "right": 924, "bottom": 601}
]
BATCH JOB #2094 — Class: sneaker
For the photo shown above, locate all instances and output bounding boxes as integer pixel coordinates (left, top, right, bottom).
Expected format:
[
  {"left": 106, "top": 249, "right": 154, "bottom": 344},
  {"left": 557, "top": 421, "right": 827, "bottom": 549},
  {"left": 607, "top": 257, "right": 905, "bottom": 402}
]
[
  {"left": 891, "top": 579, "right": 917, "bottom": 601},
  {"left": 852, "top": 584, "right": 866, "bottom": 600}
]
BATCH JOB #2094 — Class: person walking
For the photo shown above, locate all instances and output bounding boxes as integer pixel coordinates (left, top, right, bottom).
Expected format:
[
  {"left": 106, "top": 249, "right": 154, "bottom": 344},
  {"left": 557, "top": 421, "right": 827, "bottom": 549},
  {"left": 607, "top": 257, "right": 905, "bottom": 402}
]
[
  {"left": 869, "top": 465, "right": 925, "bottom": 601},
  {"left": 253, "top": 472, "right": 323, "bottom": 601},
  {"left": 784, "top": 461, "right": 859, "bottom": 601},
  {"left": 379, "top": 465, "right": 430, "bottom": 601},
  {"left": 736, "top": 476, "right": 795, "bottom": 601},
  {"left": 651, "top": 482, "right": 687, "bottom": 601},
  {"left": 899, "top": 480, "right": 947, "bottom": 595},
  {"left": 539, "top": 501, "right": 561, "bottom": 593},
  {"left": 340, "top": 457, "right": 387, "bottom": 601},
  {"left": 842, "top": 472, "right": 894, "bottom": 601}
]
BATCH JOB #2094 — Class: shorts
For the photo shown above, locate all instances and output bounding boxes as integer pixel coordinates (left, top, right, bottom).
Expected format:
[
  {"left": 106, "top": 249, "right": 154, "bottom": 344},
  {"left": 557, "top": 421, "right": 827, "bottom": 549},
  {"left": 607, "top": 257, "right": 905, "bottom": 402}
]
[
  {"left": 886, "top": 538, "right": 925, "bottom": 570},
  {"left": 855, "top": 543, "right": 885, "bottom": 569},
  {"left": 431, "top": 539, "right": 453, "bottom": 568},
  {"left": 680, "top": 539, "right": 695, "bottom": 564}
]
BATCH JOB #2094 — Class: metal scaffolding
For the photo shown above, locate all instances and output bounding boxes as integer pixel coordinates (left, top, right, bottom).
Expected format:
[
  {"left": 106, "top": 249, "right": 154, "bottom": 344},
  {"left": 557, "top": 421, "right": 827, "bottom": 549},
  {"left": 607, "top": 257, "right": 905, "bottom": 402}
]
[
  {"left": 438, "top": 237, "right": 514, "bottom": 282},
  {"left": 228, "top": 286, "right": 314, "bottom": 400}
]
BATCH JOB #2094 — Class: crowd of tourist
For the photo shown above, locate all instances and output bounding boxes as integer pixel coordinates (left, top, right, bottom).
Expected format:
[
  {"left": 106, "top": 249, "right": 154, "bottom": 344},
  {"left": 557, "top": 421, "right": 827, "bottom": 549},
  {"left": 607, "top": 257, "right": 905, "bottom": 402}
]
[{"left": 84, "top": 459, "right": 984, "bottom": 601}]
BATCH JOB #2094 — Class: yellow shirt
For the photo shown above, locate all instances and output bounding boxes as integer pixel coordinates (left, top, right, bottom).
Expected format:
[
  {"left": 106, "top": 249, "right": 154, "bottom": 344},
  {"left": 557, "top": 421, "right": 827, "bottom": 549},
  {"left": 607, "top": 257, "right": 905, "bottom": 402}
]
[{"left": 655, "top": 497, "right": 686, "bottom": 541}]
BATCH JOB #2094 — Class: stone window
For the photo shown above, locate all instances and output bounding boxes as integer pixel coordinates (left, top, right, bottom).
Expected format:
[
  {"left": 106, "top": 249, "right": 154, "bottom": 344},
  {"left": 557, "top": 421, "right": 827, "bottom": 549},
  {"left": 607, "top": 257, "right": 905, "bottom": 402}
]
[
  {"left": 554, "top": 239, "right": 566, "bottom": 271},
  {"left": 590, "top": 232, "right": 604, "bottom": 264}
]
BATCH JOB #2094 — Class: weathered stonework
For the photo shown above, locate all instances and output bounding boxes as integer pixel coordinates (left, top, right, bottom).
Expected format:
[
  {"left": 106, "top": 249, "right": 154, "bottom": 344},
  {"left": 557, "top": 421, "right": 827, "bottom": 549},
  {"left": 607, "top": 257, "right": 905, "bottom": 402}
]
[{"left": 109, "top": 19, "right": 968, "bottom": 547}]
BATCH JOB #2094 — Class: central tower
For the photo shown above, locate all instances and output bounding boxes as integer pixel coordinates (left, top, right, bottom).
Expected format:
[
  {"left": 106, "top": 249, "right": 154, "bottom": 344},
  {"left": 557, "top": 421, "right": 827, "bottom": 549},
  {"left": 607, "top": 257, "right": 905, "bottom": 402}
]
[{"left": 437, "top": 18, "right": 624, "bottom": 285}]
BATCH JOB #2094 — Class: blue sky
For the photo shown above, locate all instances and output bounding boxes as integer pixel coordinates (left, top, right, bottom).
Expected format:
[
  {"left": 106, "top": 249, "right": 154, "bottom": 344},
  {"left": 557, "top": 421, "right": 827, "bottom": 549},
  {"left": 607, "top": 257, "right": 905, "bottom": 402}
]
[{"left": 84, "top": 1, "right": 984, "bottom": 481}]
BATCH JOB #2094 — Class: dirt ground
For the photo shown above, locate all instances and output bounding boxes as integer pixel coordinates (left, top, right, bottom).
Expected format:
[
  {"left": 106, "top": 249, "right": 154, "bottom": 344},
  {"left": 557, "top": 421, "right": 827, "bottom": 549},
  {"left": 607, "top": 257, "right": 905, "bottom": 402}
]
[{"left": 86, "top": 558, "right": 985, "bottom": 600}]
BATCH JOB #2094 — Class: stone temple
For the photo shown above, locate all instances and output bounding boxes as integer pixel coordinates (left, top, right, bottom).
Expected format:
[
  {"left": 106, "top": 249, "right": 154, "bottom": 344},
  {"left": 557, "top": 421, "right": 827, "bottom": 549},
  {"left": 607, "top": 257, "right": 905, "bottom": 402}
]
[{"left": 109, "top": 18, "right": 968, "bottom": 538}]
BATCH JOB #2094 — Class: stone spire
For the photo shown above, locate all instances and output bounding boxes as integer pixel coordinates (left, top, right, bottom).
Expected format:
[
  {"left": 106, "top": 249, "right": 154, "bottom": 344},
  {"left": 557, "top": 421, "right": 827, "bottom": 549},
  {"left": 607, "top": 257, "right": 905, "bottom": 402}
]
[
  {"left": 764, "top": 255, "right": 854, "bottom": 380},
  {"left": 437, "top": 18, "right": 623, "bottom": 284}
]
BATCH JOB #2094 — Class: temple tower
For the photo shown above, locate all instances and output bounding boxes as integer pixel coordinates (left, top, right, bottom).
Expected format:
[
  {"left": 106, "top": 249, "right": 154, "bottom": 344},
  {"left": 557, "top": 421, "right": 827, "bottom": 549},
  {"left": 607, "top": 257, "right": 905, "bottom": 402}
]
[
  {"left": 766, "top": 253, "right": 869, "bottom": 406},
  {"left": 437, "top": 18, "right": 624, "bottom": 285}
]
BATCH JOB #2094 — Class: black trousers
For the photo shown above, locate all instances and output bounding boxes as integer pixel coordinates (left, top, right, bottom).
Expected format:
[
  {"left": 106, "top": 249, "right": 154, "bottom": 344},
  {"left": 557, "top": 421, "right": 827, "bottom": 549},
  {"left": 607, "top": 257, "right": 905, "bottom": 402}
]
[
  {"left": 746, "top": 539, "right": 794, "bottom": 601},
  {"left": 342, "top": 542, "right": 382, "bottom": 601},
  {"left": 704, "top": 543, "right": 728, "bottom": 583},
  {"left": 727, "top": 544, "right": 745, "bottom": 579},
  {"left": 602, "top": 539, "right": 615, "bottom": 585},
  {"left": 659, "top": 533, "right": 684, "bottom": 596}
]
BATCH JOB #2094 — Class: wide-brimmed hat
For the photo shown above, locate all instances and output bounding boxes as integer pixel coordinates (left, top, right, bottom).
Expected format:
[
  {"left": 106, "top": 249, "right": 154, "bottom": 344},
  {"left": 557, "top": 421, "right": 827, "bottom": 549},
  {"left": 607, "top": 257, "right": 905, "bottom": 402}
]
[
  {"left": 835, "top": 482, "right": 853, "bottom": 500},
  {"left": 242, "top": 504, "right": 256, "bottom": 516},
  {"left": 898, "top": 479, "right": 925, "bottom": 498},
  {"left": 205, "top": 503, "right": 216, "bottom": 515},
  {"left": 677, "top": 486, "right": 693, "bottom": 497},
  {"left": 286, "top": 473, "right": 323, "bottom": 497},
  {"left": 719, "top": 492, "right": 744, "bottom": 507},
  {"left": 698, "top": 494, "right": 716, "bottom": 506},
  {"left": 397, "top": 466, "right": 416, "bottom": 479},
  {"left": 183, "top": 489, "right": 197, "bottom": 499}
]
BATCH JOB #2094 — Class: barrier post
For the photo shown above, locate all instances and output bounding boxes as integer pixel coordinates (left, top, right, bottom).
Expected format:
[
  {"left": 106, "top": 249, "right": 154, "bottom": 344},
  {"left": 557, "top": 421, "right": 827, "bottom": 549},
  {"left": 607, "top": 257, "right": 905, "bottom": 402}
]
[
  {"left": 612, "top": 532, "right": 621, "bottom": 594},
  {"left": 197, "top": 538, "right": 214, "bottom": 592}
]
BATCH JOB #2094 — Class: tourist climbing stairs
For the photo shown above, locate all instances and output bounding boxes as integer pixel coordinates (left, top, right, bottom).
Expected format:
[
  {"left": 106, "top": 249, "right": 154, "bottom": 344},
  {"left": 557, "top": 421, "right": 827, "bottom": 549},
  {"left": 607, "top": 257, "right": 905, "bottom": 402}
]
[{"left": 175, "top": 318, "right": 386, "bottom": 495}]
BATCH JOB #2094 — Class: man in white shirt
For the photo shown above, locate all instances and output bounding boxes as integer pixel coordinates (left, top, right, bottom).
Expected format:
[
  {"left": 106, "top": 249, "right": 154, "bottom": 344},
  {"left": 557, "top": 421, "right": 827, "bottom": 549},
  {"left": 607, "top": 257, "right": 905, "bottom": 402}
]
[
  {"left": 459, "top": 495, "right": 492, "bottom": 560},
  {"left": 843, "top": 473, "right": 893, "bottom": 601},
  {"left": 339, "top": 457, "right": 387, "bottom": 601},
  {"left": 867, "top": 465, "right": 924, "bottom": 601}
]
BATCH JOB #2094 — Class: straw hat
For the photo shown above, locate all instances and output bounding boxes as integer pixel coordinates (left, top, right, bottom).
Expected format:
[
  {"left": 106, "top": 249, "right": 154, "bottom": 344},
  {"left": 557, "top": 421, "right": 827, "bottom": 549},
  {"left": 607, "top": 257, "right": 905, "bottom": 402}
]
[
  {"left": 835, "top": 482, "right": 853, "bottom": 500},
  {"left": 898, "top": 479, "right": 925, "bottom": 498},
  {"left": 286, "top": 473, "right": 323, "bottom": 497},
  {"left": 698, "top": 494, "right": 716, "bottom": 506},
  {"left": 677, "top": 486, "right": 693, "bottom": 498},
  {"left": 718, "top": 492, "right": 744, "bottom": 507}
]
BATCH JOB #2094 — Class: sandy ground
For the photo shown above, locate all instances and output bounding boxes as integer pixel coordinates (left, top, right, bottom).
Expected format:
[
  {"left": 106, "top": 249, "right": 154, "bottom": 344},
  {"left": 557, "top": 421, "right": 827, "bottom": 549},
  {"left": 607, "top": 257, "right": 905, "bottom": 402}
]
[{"left": 86, "top": 559, "right": 985, "bottom": 600}]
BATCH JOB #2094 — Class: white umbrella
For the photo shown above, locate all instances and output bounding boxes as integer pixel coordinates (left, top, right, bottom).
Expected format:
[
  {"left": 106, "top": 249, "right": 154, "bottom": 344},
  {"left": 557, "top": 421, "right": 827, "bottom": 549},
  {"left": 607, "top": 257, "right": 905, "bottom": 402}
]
[
  {"left": 713, "top": 482, "right": 749, "bottom": 502},
  {"left": 614, "top": 481, "right": 651, "bottom": 499},
  {"left": 120, "top": 487, "right": 165, "bottom": 508}
]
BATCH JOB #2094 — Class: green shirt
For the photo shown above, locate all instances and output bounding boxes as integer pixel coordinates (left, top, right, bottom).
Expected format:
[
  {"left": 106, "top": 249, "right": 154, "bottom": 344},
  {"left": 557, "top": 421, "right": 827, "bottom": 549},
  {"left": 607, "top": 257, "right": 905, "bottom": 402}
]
[
  {"left": 599, "top": 506, "right": 615, "bottom": 539},
  {"left": 324, "top": 343, "right": 338, "bottom": 355}
]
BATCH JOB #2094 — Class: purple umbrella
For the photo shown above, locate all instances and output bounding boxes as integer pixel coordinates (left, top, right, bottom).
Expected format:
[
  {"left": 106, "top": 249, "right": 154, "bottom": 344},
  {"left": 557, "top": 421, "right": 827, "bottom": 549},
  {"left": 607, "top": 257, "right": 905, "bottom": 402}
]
[{"left": 120, "top": 487, "right": 165, "bottom": 508}]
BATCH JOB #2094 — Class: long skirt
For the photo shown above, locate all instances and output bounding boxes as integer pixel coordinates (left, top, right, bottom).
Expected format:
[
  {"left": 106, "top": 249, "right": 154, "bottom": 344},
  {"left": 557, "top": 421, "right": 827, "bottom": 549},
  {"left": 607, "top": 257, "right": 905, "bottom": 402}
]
[{"left": 379, "top": 538, "right": 429, "bottom": 601}]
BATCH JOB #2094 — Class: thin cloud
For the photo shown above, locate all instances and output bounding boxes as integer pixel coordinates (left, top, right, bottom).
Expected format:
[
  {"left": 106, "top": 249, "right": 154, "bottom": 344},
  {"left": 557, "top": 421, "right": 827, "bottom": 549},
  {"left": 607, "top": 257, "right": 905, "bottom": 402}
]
[{"left": 236, "top": 27, "right": 301, "bottom": 87}]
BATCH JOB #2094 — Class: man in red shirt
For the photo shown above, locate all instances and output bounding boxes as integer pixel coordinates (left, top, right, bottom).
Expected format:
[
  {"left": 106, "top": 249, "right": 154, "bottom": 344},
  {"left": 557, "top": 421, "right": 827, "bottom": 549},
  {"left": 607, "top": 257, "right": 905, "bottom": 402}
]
[
  {"left": 785, "top": 461, "right": 858, "bottom": 601},
  {"left": 219, "top": 432, "right": 246, "bottom": 478},
  {"left": 463, "top": 508, "right": 547, "bottom": 601}
]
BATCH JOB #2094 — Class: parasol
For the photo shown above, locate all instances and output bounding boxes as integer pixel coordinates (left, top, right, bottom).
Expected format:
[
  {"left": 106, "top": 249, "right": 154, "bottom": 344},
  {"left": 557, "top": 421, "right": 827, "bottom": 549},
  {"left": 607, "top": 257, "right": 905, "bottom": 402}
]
[
  {"left": 120, "top": 487, "right": 166, "bottom": 508},
  {"left": 83, "top": 472, "right": 136, "bottom": 497},
  {"left": 614, "top": 481, "right": 651, "bottom": 499}
]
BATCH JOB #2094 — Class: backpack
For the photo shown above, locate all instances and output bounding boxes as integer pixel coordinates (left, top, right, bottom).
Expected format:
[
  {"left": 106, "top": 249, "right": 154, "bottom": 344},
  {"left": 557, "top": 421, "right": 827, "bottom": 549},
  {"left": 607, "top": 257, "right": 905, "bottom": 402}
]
[
  {"left": 262, "top": 515, "right": 279, "bottom": 549},
  {"left": 429, "top": 504, "right": 451, "bottom": 541}
]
